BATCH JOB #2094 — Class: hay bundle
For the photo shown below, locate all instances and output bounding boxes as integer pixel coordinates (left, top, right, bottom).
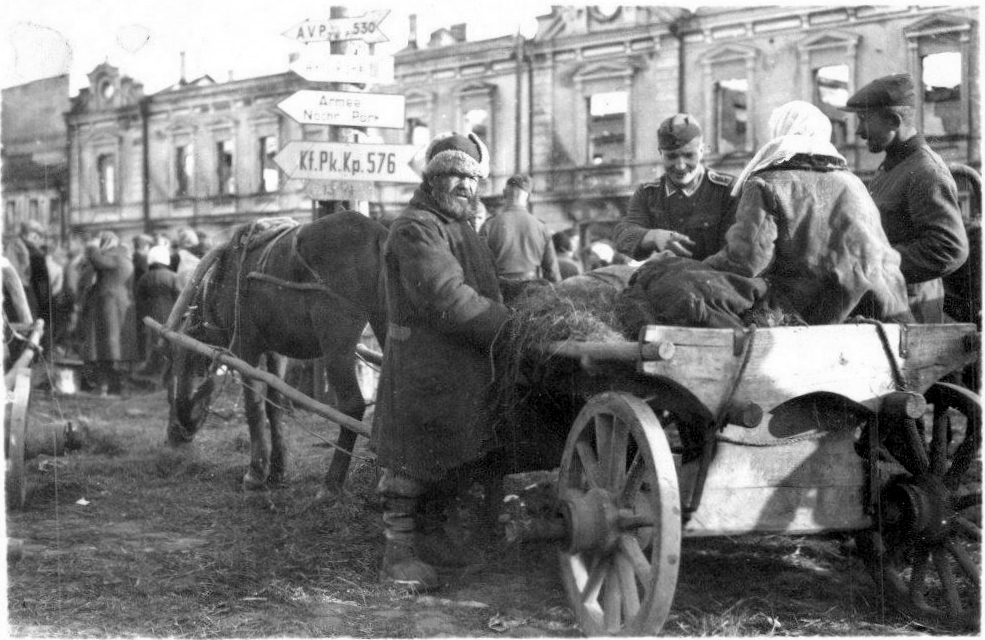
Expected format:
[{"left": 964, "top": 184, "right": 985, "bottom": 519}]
[{"left": 485, "top": 268, "right": 636, "bottom": 469}]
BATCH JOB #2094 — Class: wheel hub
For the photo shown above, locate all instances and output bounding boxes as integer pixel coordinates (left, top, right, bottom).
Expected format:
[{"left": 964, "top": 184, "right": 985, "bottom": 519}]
[
  {"left": 879, "top": 474, "right": 953, "bottom": 544},
  {"left": 561, "top": 488, "right": 620, "bottom": 554}
]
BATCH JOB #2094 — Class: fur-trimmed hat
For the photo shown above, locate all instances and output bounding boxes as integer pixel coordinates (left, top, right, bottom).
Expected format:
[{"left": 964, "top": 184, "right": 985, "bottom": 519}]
[{"left": 423, "top": 132, "right": 490, "bottom": 180}]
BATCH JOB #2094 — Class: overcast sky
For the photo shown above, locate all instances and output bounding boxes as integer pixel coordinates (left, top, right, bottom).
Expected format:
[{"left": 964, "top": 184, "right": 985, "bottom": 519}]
[{"left": 0, "top": 0, "right": 559, "bottom": 94}]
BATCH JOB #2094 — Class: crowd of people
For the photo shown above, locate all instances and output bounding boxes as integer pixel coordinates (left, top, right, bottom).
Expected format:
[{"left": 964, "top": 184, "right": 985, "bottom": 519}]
[{"left": 2, "top": 222, "right": 212, "bottom": 395}]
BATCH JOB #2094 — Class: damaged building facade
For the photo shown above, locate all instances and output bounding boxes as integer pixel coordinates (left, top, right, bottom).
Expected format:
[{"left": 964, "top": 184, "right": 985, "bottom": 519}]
[{"left": 50, "top": 5, "right": 979, "bottom": 240}]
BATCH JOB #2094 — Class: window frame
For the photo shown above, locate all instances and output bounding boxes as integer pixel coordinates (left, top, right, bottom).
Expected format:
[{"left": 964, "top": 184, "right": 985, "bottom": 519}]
[
  {"left": 97, "top": 152, "right": 117, "bottom": 205},
  {"left": 904, "top": 13, "right": 974, "bottom": 140},
  {"left": 699, "top": 44, "right": 759, "bottom": 156},
  {"left": 573, "top": 61, "right": 639, "bottom": 167},
  {"left": 797, "top": 30, "right": 860, "bottom": 148}
]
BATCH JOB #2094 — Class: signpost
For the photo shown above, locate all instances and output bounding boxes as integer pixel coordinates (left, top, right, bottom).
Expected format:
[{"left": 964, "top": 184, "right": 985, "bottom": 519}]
[
  {"left": 289, "top": 52, "right": 394, "bottom": 85},
  {"left": 273, "top": 141, "right": 419, "bottom": 184},
  {"left": 304, "top": 180, "right": 375, "bottom": 202},
  {"left": 282, "top": 10, "right": 390, "bottom": 45},
  {"left": 277, "top": 90, "right": 405, "bottom": 129}
]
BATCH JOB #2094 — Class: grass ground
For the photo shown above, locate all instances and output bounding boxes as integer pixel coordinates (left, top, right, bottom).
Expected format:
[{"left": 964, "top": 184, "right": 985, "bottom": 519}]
[{"left": 5, "top": 377, "right": 976, "bottom": 637}]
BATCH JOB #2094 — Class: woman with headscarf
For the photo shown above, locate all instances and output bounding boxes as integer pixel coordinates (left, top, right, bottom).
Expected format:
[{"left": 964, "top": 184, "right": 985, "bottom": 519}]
[
  {"left": 702, "top": 100, "right": 911, "bottom": 324},
  {"left": 79, "top": 231, "right": 137, "bottom": 395}
]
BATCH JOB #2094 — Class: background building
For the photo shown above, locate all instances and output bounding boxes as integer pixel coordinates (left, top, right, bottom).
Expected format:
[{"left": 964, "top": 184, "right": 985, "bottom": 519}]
[
  {"left": 2, "top": 74, "right": 70, "bottom": 239},
  {"left": 50, "top": 5, "right": 979, "bottom": 243}
]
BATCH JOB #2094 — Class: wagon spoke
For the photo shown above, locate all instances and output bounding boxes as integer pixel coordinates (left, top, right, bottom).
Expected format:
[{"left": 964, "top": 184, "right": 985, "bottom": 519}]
[
  {"left": 616, "top": 553, "right": 641, "bottom": 622},
  {"left": 620, "top": 449, "right": 645, "bottom": 506},
  {"left": 932, "top": 547, "right": 963, "bottom": 616},
  {"left": 930, "top": 407, "right": 950, "bottom": 476},
  {"left": 946, "top": 539, "right": 980, "bottom": 585},
  {"left": 606, "top": 418, "right": 630, "bottom": 491},
  {"left": 602, "top": 561, "right": 622, "bottom": 632},
  {"left": 619, "top": 533, "right": 653, "bottom": 587},
  {"left": 908, "top": 550, "right": 931, "bottom": 610},
  {"left": 952, "top": 515, "right": 982, "bottom": 542},
  {"left": 579, "top": 555, "right": 606, "bottom": 605},
  {"left": 593, "top": 414, "right": 614, "bottom": 480},
  {"left": 575, "top": 440, "right": 602, "bottom": 490}
]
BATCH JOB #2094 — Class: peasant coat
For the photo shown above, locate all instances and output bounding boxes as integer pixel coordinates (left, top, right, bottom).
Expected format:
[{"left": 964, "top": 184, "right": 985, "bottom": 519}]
[
  {"left": 704, "top": 155, "right": 912, "bottom": 324},
  {"left": 371, "top": 185, "right": 509, "bottom": 482}
]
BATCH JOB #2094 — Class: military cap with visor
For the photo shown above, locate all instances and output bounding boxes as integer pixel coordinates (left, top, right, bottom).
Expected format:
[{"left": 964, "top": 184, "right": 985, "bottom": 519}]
[{"left": 657, "top": 113, "right": 703, "bottom": 150}]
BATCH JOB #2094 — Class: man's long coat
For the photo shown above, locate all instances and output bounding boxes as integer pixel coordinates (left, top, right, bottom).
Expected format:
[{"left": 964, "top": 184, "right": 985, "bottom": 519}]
[{"left": 371, "top": 187, "right": 509, "bottom": 482}]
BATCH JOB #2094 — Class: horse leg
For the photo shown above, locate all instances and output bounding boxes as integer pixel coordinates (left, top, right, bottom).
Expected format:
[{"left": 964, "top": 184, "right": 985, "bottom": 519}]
[
  {"left": 265, "top": 353, "right": 289, "bottom": 485},
  {"left": 241, "top": 350, "right": 272, "bottom": 491},
  {"left": 321, "top": 349, "right": 367, "bottom": 496}
]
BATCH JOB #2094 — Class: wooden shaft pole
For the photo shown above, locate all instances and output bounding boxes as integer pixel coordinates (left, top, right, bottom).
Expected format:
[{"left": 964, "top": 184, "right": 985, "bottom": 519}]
[{"left": 144, "top": 317, "right": 372, "bottom": 439}]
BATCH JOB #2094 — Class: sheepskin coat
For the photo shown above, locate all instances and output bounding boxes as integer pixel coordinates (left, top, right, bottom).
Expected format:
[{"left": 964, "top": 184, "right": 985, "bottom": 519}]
[
  {"left": 704, "top": 155, "right": 912, "bottom": 324},
  {"left": 80, "top": 245, "right": 137, "bottom": 362},
  {"left": 371, "top": 185, "right": 509, "bottom": 482}
]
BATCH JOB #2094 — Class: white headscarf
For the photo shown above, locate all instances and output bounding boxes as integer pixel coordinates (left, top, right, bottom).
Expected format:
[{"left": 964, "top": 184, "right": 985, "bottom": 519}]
[{"left": 731, "top": 100, "right": 847, "bottom": 196}]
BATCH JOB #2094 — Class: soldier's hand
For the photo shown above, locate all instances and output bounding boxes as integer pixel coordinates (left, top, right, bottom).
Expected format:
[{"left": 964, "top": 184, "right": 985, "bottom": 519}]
[{"left": 643, "top": 229, "right": 696, "bottom": 256}]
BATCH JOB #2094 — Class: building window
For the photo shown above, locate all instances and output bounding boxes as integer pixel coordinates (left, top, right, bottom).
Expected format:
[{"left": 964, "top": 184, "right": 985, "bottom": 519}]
[
  {"left": 814, "top": 65, "right": 850, "bottom": 146},
  {"left": 216, "top": 140, "right": 234, "bottom": 196},
  {"left": 97, "top": 153, "right": 116, "bottom": 205},
  {"left": 464, "top": 109, "right": 489, "bottom": 146},
  {"left": 6, "top": 200, "right": 16, "bottom": 229},
  {"left": 28, "top": 199, "right": 39, "bottom": 221},
  {"left": 921, "top": 51, "right": 962, "bottom": 137},
  {"left": 407, "top": 117, "right": 430, "bottom": 147},
  {"left": 175, "top": 144, "right": 193, "bottom": 197},
  {"left": 49, "top": 198, "right": 60, "bottom": 227},
  {"left": 715, "top": 79, "right": 748, "bottom": 155},
  {"left": 259, "top": 136, "right": 279, "bottom": 193},
  {"left": 905, "top": 14, "right": 973, "bottom": 141},
  {"left": 587, "top": 91, "right": 627, "bottom": 165}
]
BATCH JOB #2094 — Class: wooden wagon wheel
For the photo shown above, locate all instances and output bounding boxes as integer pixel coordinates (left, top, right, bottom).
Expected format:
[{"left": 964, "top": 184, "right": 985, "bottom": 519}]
[
  {"left": 859, "top": 382, "right": 981, "bottom": 629},
  {"left": 557, "top": 391, "right": 681, "bottom": 636},
  {"left": 6, "top": 364, "right": 33, "bottom": 509}
]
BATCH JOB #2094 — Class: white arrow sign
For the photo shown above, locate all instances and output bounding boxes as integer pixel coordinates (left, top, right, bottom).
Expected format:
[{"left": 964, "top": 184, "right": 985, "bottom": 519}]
[
  {"left": 282, "top": 10, "right": 390, "bottom": 45},
  {"left": 274, "top": 141, "right": 420, "bottom": 183},
  {"left": 290, "top": 52, "right": 394, "bottom": 85},
  {"left": 278, "top": 90, "right": 405, "bottom": 129}
]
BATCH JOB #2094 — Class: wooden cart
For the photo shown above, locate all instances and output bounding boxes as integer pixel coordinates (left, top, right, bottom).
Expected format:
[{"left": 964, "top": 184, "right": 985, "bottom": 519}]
[
  {"left": 152, "top": 317, "right": 981, "bottom": 634},
  {"left": 502, "top": 321, "right": 981, "bottom": 634},
  {"left": 5, "top": 319, "right": 45, "bottom": 509}
]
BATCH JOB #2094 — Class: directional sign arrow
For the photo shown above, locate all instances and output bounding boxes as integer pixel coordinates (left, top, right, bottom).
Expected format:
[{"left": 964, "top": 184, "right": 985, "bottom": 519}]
[
  {"left": 273, "top": 141, "right": 420, "bottom": 184},
  {"left": 278, "top": 90, "right": 405, "bottom": 129},
  {"left": 282, "top": 10, "right": 390, "bottom": 45},
  {"left": 289, "top": 52, "right": 394, "bottom": 85}
]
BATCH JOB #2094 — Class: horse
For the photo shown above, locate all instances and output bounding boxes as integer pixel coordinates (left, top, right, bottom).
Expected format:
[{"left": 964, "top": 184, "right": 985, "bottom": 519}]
[{"left": 165, "top": 210, "right": 388, "bottom": 493}]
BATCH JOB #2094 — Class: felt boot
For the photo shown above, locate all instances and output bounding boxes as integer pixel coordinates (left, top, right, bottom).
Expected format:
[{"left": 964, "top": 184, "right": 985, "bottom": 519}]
[
  {"left": 378, "top": 470, "right": 439, "bottom": 592},
  {"left": 416, "top": 486, "right": 473, "bottom": 568}
]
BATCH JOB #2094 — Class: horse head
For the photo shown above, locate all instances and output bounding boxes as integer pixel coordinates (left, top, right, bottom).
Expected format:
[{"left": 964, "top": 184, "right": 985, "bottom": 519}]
[{"left": 166, "top": 335, "right": 217, "bottom": 445}]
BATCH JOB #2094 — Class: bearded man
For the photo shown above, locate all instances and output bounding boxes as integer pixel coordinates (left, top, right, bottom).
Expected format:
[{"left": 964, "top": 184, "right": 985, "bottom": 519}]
[{"left": 370, "top": 132, "right": 509, "bottom": 592}]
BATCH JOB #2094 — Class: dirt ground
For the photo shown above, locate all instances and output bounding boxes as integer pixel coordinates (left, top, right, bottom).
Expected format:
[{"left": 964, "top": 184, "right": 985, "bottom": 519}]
[{"left": 4, "top": 379, "right": 973, "bottom": 637}]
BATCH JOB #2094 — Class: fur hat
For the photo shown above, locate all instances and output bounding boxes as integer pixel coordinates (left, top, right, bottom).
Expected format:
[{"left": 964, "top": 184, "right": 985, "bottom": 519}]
[{"left": 423, "top": 132, "right": 490, "bottom": 180}]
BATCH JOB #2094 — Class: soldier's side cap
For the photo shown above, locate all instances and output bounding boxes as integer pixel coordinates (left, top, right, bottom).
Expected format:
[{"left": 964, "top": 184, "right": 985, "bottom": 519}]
[
  {"left": 840, "top": 73, "right": 915, "bottom": 112},
  {"left": 657, "top": 113, "right": 702, "bottom": 150},
  {"left": 506, "top": 173, "right": 531, "bottom": 192}
]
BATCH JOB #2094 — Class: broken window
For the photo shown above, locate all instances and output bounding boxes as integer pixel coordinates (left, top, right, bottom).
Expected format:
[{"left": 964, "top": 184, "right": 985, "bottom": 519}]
[{"left": 588, "top": 90, "right": 627, "bottom": 165}]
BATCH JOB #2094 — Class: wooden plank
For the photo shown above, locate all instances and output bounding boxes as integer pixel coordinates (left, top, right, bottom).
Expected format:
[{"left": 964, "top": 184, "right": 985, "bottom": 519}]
[
  {"left": 682, "top": 435, "right": 870, "bottom": 536},
  {"left": 144, "top": 318, "right": 372, "bottom": 439},
  {"left": 901, "top": 323, "right": 979, "bottom": 393},
  {"left": 642, "top": 324, "right": 901, "bottom": 415}
]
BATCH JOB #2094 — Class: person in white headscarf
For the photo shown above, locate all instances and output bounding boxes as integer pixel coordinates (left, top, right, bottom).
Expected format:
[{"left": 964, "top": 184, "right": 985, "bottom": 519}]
[{"left": 703, "top": 100, "right": 911, "bottom": 324}]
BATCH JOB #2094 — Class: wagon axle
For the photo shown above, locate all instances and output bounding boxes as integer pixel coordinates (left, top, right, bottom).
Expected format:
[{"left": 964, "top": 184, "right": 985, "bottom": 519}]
[{"left": 504, "top": 487, "right": 655, "bottom": 554}]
